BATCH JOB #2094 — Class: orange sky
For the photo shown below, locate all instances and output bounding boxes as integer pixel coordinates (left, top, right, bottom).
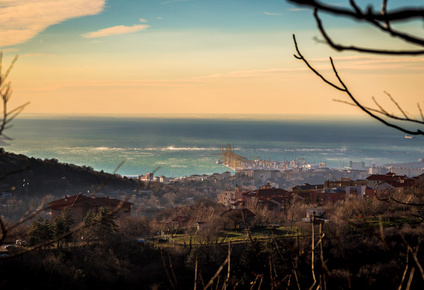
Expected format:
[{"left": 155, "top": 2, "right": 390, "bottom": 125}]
[{"left": 2, "top": 1, "right": 423, "bottom": 119}]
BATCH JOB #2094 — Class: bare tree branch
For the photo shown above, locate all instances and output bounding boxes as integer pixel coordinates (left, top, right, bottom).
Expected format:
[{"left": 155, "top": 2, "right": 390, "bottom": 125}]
[
  {"left": 293, "top": 34, "right": 424, "bottom": 136},
  {"left": 288, "top": 0, "right": 424, "bottom": 23},
  {"left": 289, "top": 1, "right": 424, "bottom": 55},
  {"left": 0, "top": 55, "right": 30, "bottom": 140},
  {"left": 312, "top": 8, "right": 424, "bottom": 55}
]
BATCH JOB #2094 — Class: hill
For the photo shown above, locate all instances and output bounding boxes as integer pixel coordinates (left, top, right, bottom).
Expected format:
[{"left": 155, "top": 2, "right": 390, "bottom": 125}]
[{"left": 0, "top": 149, "right": 140, "bottom": 196}]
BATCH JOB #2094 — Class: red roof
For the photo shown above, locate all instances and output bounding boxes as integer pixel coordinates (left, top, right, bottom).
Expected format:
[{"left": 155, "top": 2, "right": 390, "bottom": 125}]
[
  {"left": 221, "top": 208, "right": 256, "bottom": 218},
  {"left": 366, "top": 173, "right": 416, "bottom": 188},
  {"left": 48, "top": 194, "right": 132, "bottom": 210},
  {"left": 242, "top": 188, "right": 290, "bottom": 200},
  {"left": 366, "top": 173, "right": 407, "bottom": 181}
]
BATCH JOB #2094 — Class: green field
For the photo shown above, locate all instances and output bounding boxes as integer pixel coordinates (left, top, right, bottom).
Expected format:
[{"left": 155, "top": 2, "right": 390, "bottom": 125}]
[{"left": 155, "top": 226, "right": 298, "bottom": 246}]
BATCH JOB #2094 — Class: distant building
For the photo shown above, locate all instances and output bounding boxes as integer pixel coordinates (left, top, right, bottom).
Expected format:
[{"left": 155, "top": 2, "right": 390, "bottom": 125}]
[
  {"left": 291, "top": 183, "right": 324, "bottom": 192},
  {"left": 220, "top": 208, "right": 256, "bottom": 229},
  {"left": 349, "top": 161, "right": 365, "bottom": 170},
  {"left": 217, "top": 185, "right": 246, "bottom": 206},
  {"left": 241, "top": 184, "right": 293, "bottom": 211},
  {"left": 296, "top": 190, "right": 345, "bottom": 205},
  {"left": 241, "top": 184, "right": 291, "bottom": 203},
  {"left": 47, "top": 194, "right": 132, "bottom": 222},
  {"left": 369, "top": 167, "right": 389, "bottom": 175},
  {"left": 388, "top": 167, "right": 424, "bottom": 177},
  {"left": 140, "top": 172, "right": 154, "bottom": 182},
  {"left": 324, "top": 177, "right": 367, "bottom": 189},
  {"left": 366, "top": 173, "right": 415, "bottom": 193}
]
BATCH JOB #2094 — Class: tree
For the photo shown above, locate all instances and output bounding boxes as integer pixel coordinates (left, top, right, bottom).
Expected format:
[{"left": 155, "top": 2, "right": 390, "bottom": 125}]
[
  {"left": 28, "top": 216, "right": 53, "bottom": 247},
  {"left": 81, "top": 207, "right": 119, "bottom": 246},
  {"left": 51, "top": 208, "right": 75, "bottom": 248},
  {"left": 289, "top": 0, "right": 424, "bottom": 135},
  {"left": 0, "top": 54, "right": 29, "bottom": 143}
]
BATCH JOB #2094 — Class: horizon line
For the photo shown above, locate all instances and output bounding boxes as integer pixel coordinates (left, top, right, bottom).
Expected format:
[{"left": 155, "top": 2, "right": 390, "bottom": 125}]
[{"left": 15, "top": 112, "right": 368, "bottom": 121}]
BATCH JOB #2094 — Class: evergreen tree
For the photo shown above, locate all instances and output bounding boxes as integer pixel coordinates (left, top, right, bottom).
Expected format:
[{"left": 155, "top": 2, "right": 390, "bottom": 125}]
[
  {"left": 28, "top": 216, "right": 53, "bottom": 247},
  {"left": 51, "top": 208, "right": 75, "bottom": 248},
  {"left": 82, "top": 207, "right": 118, "bottom": 246}
]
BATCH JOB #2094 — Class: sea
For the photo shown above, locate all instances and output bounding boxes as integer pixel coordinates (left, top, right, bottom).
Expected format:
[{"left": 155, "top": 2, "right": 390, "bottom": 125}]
[{"left": 4, "top": 116, "right": 424, "bottom": 178}]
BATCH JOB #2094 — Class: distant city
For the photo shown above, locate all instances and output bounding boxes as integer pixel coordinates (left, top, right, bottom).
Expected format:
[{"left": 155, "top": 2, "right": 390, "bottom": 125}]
[{"left": 130, "top": 144, "right": 424, "bottom": 185}]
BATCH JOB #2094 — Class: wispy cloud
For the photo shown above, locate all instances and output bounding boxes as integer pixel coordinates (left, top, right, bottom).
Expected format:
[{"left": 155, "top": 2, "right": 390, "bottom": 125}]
[
  {"left": 194, "top": 68, "right": 307, "bottom": 79},
  {"left": 288, "top": 8, "right": 307, "bottom": 12},
  {"left": 311, "top": 55, "right": 424, "bottom": 71},
  {"left": 264, "top": 12, "right": 283, "bottom": 16},
  {"left": 161, "top": 0, "right": 189, "bottom": 4},
  {"left": 0, "top": 0, "right": 105, "bottom": 47},
  {"left": 82, "top": 24, "right": 150, "bottom": 38}
]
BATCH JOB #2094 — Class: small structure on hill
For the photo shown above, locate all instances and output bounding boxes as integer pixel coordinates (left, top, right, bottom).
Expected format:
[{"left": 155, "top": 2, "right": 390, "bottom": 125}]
[
  {"left": 220, "top": 208, "right": 256, "bottom": 229},
  {"left": 47, "top": 194, "right": 132, "bottom": 222}
]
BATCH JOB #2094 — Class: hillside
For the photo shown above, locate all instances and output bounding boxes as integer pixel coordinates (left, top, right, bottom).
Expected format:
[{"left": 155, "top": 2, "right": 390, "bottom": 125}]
[{"left": 0, "top": 149, "right": 140, "bottom": 196}]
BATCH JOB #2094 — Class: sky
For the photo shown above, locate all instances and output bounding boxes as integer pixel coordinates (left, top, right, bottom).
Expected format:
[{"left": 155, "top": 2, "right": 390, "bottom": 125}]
[{"left": 1, "top": 0, "right": 424, "bottom": 118}]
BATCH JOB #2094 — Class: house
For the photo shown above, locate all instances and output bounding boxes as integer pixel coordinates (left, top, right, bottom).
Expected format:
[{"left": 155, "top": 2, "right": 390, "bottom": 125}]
[
  {"left": 259, "top": 198, "right": 287, "bottom": 212},
  {"left": 324, "top": 177, "right": 367, "bottom": 189},
  {"left": 306, "top": 206, "right": 327, "bottom": 223},
  {"left": 47, "top": 194, "right": 132, "bottom": 222},
  {"left": 366, "top": 173, "right": 415, "bottom": 193},
  {"left": 217, "top": 185, "right": 246, "bottom": 206},
  {"left": 220, "top": 208, "right": 256, "bottom": 229},
  {"left": 296, "top": 189, "right": 345, "bottom": 205},
  {"left": 345, "top": 185, "right": 376, "bottom": 198},
  {"left": 139, "top": 172, "right": 154, "bottom": 182},
  {"left": 242, "top": 184, "right": 291, "bottom": 202},
  {"left": 291, "top": 183, "right": 324, "bottom": 192}
]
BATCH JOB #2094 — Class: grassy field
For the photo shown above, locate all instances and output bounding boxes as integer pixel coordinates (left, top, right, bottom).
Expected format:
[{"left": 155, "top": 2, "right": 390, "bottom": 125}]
[{"left": 159, "top": 226, "right": 298, "bottom": 246}]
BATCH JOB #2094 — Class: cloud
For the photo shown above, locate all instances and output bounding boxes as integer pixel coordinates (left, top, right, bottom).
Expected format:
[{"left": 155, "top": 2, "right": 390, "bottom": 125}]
[
  {"left": 82, "top": 24, "right": 150, "bottom": 38},
  {"left": 194, "top": 68, "right": 307, "bottom": 79},
  {"left": 139, "top": 18, "right": 148, "bottom": 23},
  {"left": 288, "top": 8, "right": 307, "bottom": 12},
  {"left": 161, "top": 0, "right": 189, "bottom": 4},
  {"left": 0, "top": 0, "right": 106, "bottom": 47},
  {"left": 264, "top": 12, "right": 283, "bottom": 16},
  {"left": 310, "top": 55, "right": 424, "bottom": 71}
]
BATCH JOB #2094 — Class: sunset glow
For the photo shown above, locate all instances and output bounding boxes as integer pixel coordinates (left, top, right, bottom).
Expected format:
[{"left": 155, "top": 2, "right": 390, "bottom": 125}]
[{"left": 2, "top": 0, "right": 423, "bottom": 118}]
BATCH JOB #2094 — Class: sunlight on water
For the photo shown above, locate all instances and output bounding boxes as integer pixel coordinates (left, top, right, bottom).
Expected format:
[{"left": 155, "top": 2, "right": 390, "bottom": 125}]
[{"left": 5, "top": 117, "right": 424, "bottom": 177}]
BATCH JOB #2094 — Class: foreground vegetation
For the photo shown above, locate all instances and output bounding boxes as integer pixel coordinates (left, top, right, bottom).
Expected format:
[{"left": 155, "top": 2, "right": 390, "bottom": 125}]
[{"left": 1, "top": 189, "right": 423, "bottom": 290}]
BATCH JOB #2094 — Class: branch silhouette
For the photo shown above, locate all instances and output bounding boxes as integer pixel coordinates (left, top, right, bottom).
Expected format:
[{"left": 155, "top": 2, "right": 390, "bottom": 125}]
[{"left": 293, "top": 34, "right": 424, "bottom": 136}]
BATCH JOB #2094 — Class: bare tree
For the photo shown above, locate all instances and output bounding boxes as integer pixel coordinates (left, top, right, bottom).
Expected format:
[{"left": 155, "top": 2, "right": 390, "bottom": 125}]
[
  {"left": 289, "top": 0, "right": 424, "bottom": 135},
  {"left": 0, "top": 54, "right": 29, "bottom": 142}
]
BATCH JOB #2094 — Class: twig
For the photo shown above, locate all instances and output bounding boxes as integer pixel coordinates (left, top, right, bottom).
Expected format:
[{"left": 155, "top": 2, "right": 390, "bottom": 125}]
[
  {"left": 194, "top": 255, "right": 198, "bottom": 290},
  {"left": 241, "top": 209, "right": 262, "bottom": 266},
  {"left": 398, "top": 248, "right": 410, "bottom": 290},
  {"left": 168, "top": 253, "right": 178, "bottom": 287},
  {"left": 225, "top": 242, "right": 231, "bottom": 288},
  {"left": 293, "top": 34, "right": 424, "bottom": 136},
  {"left": 319, "top": 223, "right": 328, "bottom": 290},
  {"left": 417, "top": 103, "right": 424, "bottom": 122},
  {"left": 160, "top": 248, "right": 175, "bottom": 289},
  {"left": 309, "top": 215, "right": 317, "bottom": 290},
  {"left": 289, "top": 1, "right": 424, "bottom": 54},
  {"left": 384, "top": 91, "right": 408, "bottom": 119},
  {"left": 204, "top": 255, "right": 230, "bottom": 290},
  {"left": 312, "top": 8, "right": 424, "bottom": 55},
  {"left": 406, "top": 267, "right": 415, "bottom": 290},
  {"left": 400, "top": 234, "right": 424, "bottom": 281}
]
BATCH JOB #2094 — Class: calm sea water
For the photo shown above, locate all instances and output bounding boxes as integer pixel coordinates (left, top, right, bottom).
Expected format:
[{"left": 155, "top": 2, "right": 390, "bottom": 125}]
[{"left": 4, "top": 117, "right": 424, "bottom": 177}]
